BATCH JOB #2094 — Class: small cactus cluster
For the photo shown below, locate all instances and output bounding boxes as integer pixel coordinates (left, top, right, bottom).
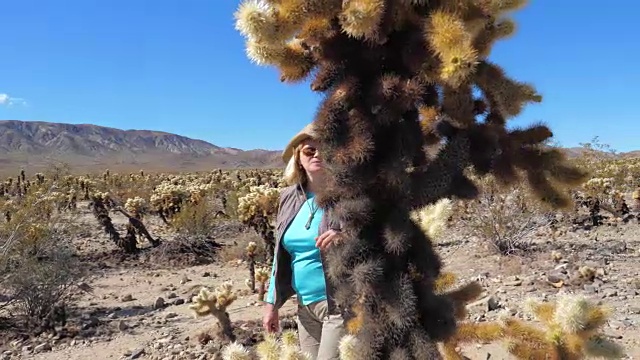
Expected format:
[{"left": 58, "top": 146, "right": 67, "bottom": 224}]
[
  {"left": 243, "top": 241, "right": 271, "bottom": 301},
  {"left": 190, "top": 281, "right": 238, "bottom": 342},
  {"left": 506, "top": 295, "right": 625, "bottom": 359},
  {"left": 433, "top": 275, "right": 625, "bottom": 360},
  {"left": 220, "top": 330, "right": 311, "bottom": 360}
]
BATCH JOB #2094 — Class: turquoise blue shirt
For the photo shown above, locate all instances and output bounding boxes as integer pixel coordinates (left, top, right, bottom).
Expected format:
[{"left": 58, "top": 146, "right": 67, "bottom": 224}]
[{"left": 266, "top": 192, "right": 327, "bottom": 305}]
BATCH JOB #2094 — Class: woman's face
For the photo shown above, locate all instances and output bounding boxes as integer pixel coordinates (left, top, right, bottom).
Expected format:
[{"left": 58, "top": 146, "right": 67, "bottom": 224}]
[{"left": 298, "top": 139, "right": 324, "bottom": 175}]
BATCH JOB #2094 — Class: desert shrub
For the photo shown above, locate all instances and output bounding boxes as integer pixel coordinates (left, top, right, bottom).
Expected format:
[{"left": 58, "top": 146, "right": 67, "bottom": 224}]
[
  {"left": 460, "top": 176, "right": 554, "bottom": 255},
  {"left": 171, "top": 197, "right": 223, "bottom": 237},
  {"left": 1, "top": 246, "right": 80, "bottom": 331},
  {"left": 0, "top": 189, "right": 83, "bottom": 332}
]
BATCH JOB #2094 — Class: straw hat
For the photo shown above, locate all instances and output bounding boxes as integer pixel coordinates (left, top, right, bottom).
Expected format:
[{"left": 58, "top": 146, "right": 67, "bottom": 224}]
[{"left": 282, "top": 122, "right": 317, "bottom": 163}]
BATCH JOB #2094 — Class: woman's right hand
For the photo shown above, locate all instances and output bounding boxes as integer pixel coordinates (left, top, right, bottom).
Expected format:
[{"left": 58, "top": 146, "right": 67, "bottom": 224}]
[{"left": 263, "top": 303, "right": 279, "bottom": 333}]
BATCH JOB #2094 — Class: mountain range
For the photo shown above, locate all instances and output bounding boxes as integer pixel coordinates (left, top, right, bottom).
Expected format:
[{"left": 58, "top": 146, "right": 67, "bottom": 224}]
[
  {"left": 0, "top": 120, "right": 282, "bottom": 176},
  {"left": 0, "top": 120, "right": 637, "bottom": 177}
]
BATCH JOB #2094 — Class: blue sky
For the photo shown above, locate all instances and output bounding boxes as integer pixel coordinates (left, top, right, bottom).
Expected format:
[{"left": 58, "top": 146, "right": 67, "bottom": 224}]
[{"left": 0, "top": 1, "right": 637, "bottom": 152}]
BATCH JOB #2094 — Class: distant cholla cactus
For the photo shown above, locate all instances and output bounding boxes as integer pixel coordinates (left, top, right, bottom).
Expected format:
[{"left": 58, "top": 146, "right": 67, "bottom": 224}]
[
  {"left": 237, "top": 184, "right": 281, "bottom": 264},
  {"left": 89, "top": 191, "right": 138, "bottom": 253},
  {"left": 124, "top": 196, "right": 148, "bottom": 219},
  {"left": 149, "top": 179, "right": 215, "bottom": 223},
  {"left": 582, "top": 177, "right": 615, "bottom": 197},
  {"left": 67, "top": 188, "right": 77, "bottom": 209},
  {"left": 246, "top": 241, "right": 258, "bottom": 292},
  {"left": 92, "top": 191, "right": 110, "bottom": 202},
  {"left": 237, "top": 185, "right": 281, "bottom": 219},
  {"left": 410, "top": 197, "right": 453, "bottom": 242}
]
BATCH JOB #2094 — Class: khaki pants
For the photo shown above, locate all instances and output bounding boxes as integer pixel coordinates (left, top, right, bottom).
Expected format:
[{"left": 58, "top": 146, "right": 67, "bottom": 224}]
[{"left": 296, "top": 300, "right": 345, "bottom": 360}]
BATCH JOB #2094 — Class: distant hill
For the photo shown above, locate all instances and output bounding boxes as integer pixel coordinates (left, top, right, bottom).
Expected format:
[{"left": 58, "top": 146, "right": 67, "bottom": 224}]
[
  {"left": 0, "top": 120, "right": 637, "bottom": 177},
  {"left": 561, "top": 147, "right": 640, "bottom": 159},
  {"left": 0, "top": 120, "right": 282, "bottom": 176}
]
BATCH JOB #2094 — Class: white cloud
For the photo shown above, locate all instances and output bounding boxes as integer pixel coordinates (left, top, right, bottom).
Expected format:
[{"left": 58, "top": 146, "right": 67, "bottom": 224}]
[{"left": 0, "top": 93, "right": 27, "bottom": 107}]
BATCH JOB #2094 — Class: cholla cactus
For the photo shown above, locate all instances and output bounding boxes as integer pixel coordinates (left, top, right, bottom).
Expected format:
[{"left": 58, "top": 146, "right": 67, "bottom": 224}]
[
  {"left": 237, "top": 185, "right": 281, "bottom": 224},
  {"left": 410, "top": 197, "right": 453, "bottom": 242},
  {"left": 255, "top": 266, "right": 270, "bottom": 301},
  {"left": 237, "top": 185, "right": 281, "bottom": 264},
  {"left": 246, "top": 241, "right": 258, "bottom": 291},
  {"left": 221, "top": 342, "right": 252, "bottom": 360},
  {"left": 124, "top": 196, "right": 148, "bottom": 219},
  {"left": 89, "top": 191, "right": 136, "bottom": 253},
  {"left": 429, "top": 278, "right": 625, "bottom": 360},
  {"left": 149, "top": 179, "right": 215, "bottom": 223},
  {"left": 189, "top": 281, "right": 238, "bottom": 342},
  {"left": 338, "top": 334, "right": 364, "bottom": 360},
  {"left": 235, "top": 0, "right": 588, "bottom": 357},
  {"left": 224, "top": 330, "right": 311, "bottom": 360},
  {"left": 503, "top": 295, "right": 625, "bottom": 359},
  {"left": 67, "top": 188, "right": 77, "bottom": 209}
]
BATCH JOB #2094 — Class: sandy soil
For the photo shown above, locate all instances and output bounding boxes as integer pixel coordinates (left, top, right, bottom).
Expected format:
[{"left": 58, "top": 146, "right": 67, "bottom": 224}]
[{"left": 1, "top": 201, "right": 639, "bottom": 360}]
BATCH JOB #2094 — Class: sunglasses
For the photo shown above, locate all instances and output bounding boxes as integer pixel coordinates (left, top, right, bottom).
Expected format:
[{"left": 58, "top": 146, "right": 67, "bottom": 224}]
[{"left": 300, "top": 146, "right": 319, "bottom": 157}]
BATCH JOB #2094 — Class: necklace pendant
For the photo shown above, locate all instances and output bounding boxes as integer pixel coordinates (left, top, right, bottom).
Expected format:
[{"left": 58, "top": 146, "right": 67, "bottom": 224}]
[{"left": 305, "top": 213, "right": 313, "bottom": 230}]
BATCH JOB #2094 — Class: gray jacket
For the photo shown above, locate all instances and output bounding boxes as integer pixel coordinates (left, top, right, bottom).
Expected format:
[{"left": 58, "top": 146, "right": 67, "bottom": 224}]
[{"left": 269, "top": 183, "right": 342, "bottom": 315}]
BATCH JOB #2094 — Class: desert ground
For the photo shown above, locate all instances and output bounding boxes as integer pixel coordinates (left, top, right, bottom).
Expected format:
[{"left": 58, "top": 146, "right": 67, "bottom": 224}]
[{"left": 1, "top": 195, "right": 639, "bottom": 360}]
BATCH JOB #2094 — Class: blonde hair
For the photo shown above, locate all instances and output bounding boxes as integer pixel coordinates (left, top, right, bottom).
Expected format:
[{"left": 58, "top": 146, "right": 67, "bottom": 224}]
[{"left": 283, "top": 143, "right": 307, "bottom": 186}]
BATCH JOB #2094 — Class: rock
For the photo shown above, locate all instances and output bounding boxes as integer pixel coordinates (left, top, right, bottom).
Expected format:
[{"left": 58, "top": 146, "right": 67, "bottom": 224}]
[
  {"left": 167, "top": 292, "right": 178, "bottom": 299},
  {"left": 121, "top": 294, "right": 134, "bottom": 302},
  {"left": 164, "top": 312, "right": 179, "bottom": 319},
  {"left": 546, "top": 273, "right": 565, "bottom": 283},
  {"left": 487, "top": 296, "right": 501, "bottom": 312},
  {"left": 172, "top": 298, "right": 185, "bottom": 306},
  {"left": 118, "top": 320, "right": 129, "bottom": 331},
  {"left": 154, "top": 297, "right": 166, "bottom": 309}
]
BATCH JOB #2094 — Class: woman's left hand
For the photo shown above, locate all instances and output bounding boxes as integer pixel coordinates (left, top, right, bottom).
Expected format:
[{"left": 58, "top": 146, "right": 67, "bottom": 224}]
[{"left": 315, "top": 229, "right": 342, "bottom": 251}]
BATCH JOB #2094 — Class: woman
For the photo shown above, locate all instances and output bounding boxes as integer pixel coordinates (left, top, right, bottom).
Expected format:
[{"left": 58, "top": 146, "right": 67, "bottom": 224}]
[{"left": 263, "top": 122, "right": 346, "bottom": 360}]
